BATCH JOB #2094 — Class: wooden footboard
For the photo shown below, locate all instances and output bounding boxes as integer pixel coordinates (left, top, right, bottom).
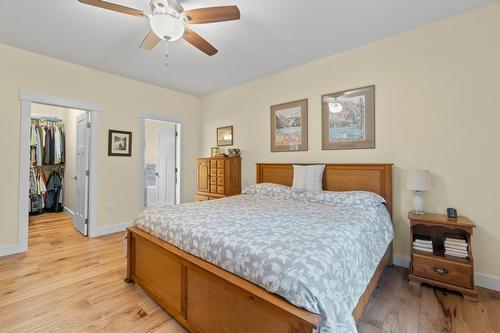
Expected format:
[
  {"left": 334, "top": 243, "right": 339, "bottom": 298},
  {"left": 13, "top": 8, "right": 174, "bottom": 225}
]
[{"left": 127, "top": 226, "right": 392, "bottom": 333}]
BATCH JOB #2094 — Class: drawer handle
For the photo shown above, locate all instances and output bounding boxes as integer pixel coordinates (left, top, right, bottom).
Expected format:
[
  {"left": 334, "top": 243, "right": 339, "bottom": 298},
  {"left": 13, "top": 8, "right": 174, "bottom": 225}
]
[{"left": 432, "top": 266, "right": 449, "bottom": 275}]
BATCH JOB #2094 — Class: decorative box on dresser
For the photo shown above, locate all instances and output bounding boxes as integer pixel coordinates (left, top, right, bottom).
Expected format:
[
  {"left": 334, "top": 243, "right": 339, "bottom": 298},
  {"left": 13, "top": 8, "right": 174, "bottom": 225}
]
[
  {"left": 408, "top": 212, "right": 478, "bottom": 300},
  {"left": 195, "top": 157, "right": 241, "bottom": 201}
]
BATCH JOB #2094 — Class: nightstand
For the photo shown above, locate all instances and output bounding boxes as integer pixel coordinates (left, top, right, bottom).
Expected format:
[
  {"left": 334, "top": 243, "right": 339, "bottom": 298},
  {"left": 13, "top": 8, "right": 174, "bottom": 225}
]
[{"left": 408, "top": 212, "right": 478, "bottom": 300}]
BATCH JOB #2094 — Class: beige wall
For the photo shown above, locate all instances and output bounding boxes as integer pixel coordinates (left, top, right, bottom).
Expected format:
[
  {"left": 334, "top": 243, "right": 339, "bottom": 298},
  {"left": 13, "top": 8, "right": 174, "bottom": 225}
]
[
  {"left": 30, "top": 103, "right": 85, "bottom": 213},
  {"left": 200, "top": 3, "right": 500, "bottom": 279},
  {"left": 0, "top": 44, "right": 201, "bottom": 246}
]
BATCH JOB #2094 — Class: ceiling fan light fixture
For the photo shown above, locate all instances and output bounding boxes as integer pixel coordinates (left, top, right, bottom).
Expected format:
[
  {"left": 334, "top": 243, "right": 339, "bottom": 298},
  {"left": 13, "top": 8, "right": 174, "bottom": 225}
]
[{"left": 150, "top": 14, "right": 185, "bottom": 41}]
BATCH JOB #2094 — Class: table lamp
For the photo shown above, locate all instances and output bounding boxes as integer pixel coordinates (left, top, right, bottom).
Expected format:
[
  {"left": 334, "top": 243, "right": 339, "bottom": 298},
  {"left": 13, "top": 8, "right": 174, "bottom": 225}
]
[{"left": 406, "top": 169, "right": 430, "bottom": 214}]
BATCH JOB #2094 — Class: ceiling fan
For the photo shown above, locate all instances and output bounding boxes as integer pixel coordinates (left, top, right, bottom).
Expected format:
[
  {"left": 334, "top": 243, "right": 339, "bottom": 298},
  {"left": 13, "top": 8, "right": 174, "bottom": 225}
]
[{"left": 79, "top": 0, "right": 241, "bottom": 56}]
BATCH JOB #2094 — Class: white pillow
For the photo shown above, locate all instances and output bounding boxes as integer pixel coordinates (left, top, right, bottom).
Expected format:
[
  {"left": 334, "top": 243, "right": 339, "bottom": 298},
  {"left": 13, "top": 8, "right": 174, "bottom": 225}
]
[{"left": 291, "top": 165, "right": 325, "bottom": 192}]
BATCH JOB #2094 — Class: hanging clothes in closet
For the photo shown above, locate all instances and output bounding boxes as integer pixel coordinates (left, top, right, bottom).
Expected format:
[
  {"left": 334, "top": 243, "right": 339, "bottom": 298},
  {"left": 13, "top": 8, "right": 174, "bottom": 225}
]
[
  {"left": 29, "top": 118, "right": 65, "bottom": 214},
  {"left": 45, "top": 170, "right": 63, "bottom": 212}
]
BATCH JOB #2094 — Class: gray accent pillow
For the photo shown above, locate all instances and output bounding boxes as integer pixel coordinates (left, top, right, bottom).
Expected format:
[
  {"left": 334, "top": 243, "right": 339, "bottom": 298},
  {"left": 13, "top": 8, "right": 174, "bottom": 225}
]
[{"left": 291, "top": 164, "right": 325, "bottom": 192}]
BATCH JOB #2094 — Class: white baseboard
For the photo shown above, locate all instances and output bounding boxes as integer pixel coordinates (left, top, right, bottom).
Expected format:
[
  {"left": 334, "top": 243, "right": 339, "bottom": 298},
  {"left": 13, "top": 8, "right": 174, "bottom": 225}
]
[
  {"left": 393, "top": 254, "right": 410, "bottom": 268},
  {"left": 64, "top": 207, "right": 75, "bottom": 218},
  {"left": 90, "top": 222, "right": 131, "bottom": 237},
  {"left": 475, "top": 272, "right": 500, "bottom": 292},
  {"left": 0, "top": 243, "right": 25, "bottom": 257},
  {"left": 393, "top": 254, "right": 500, "bottom": 292}
]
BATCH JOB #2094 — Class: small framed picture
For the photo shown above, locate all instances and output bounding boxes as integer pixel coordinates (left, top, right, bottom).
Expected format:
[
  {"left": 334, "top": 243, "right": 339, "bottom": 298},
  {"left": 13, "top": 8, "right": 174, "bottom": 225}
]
[
  {"left": 322, "top": 85, "right": 375, "bottom": 150},
  {"left": 217, "top": 126, "right": 233, "bottom": 146},
  {"left": 108, "top": 130, "right": 132, "bottom": 156},
  {"left": 270, "top": 99, "right": 308, "bottom": 152}
]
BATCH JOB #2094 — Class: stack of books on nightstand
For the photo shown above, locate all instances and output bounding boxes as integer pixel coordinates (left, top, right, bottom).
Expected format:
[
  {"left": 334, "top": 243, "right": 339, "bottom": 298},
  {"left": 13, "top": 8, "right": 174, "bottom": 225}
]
[
  {"left": 413, "top": 235, "right": 433, "bottom": 253},
  {"left": 444, "top": 234, "right": 468, "bottom": 258}
]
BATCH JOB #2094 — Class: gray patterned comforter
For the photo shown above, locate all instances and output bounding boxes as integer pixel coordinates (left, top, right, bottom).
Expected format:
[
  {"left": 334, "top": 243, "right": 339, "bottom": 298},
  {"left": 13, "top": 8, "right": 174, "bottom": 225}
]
[{"left": 134, "top": 185, "right": 393, "bottom": 333}]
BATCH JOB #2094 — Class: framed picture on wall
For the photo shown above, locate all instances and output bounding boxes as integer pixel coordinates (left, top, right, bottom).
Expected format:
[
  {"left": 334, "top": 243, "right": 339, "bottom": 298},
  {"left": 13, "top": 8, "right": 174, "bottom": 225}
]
[
  {"left": 270, "top": 99, "right": 308, "bottom": 152},
  {"left": 108, "top": 130, "right": 132, "bottom": 156},
  {"left": 217, "top": 126, "right": 233, "bottom": 146},
  {"left": 322, "top": 85, "right": 375, "bottom": 150}
]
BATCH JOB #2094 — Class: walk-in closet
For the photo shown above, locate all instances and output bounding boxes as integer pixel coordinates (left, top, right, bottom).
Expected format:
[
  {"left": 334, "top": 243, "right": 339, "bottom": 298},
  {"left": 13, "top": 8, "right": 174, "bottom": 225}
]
[
  {"left": 28, "top": 103, "right": 89, "bottom": 238},
  {"left": 30, "top": 116, "right": 65, "bottom": 214}
]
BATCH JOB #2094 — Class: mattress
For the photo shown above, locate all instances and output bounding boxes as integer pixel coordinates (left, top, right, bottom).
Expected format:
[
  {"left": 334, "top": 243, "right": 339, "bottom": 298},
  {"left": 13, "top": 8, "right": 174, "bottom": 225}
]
[{"left": 134, "top": 184, "right": 393, "bottom": 333}]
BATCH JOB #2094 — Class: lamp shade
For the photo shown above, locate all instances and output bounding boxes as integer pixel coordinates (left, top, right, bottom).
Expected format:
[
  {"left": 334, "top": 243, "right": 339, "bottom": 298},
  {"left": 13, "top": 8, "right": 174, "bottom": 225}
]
[{"left": 406, "top": 169, "right": 430, "bottom": 191}]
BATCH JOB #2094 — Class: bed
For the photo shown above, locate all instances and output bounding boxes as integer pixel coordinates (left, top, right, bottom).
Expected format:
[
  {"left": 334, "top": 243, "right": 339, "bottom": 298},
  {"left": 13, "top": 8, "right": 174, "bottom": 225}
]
[{"left": 126, "top": 163, "right": 393, "bottom": 333}]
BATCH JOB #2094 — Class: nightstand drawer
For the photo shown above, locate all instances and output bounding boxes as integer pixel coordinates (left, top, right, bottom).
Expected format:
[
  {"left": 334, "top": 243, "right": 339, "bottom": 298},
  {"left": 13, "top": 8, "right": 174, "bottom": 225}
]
[{"left": 412, "top": 254, "right": 472, "bottom": 289}]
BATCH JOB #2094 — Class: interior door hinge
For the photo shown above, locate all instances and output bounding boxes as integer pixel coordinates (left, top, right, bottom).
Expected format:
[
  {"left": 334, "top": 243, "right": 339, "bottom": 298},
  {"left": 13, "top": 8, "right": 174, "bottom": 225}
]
[
  {"left": 86, "top": 122, "right": 91, "bottom": 128},
  {"left": 86, "top": 170, "right": 90, "bottom": 176},
  {"left": 175, "top": 131, "right": 178, "bottom": 137},
  {"left": 85, "top": 218, "right": 89, "bottom": 225}
]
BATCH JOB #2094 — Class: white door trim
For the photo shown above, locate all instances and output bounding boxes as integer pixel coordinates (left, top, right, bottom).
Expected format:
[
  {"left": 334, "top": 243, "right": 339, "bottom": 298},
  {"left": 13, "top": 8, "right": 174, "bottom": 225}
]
[
  {"left": 138, "top": 113, "right": 181, "bottom": 207},
  {"left": 16, "top": 90, "right": 101, "bottom": 255}
]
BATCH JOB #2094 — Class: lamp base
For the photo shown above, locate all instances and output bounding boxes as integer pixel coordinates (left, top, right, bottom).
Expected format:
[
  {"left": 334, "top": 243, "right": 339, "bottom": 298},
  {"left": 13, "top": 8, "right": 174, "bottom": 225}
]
[{"left": 411, "top": 191, "right": 425, "bottom": 214}]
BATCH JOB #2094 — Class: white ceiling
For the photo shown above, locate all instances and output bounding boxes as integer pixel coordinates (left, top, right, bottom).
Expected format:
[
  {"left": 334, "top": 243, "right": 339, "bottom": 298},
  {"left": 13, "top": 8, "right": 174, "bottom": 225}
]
[{"left": 0, "top": 0, "right": 495, "bottom": 95}]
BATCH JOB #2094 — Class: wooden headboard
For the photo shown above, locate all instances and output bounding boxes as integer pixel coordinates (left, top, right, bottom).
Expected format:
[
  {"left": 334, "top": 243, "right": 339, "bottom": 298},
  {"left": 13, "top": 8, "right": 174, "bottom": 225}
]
[{"left": 256, "top": 163, "right": 393, "bottom": 216}]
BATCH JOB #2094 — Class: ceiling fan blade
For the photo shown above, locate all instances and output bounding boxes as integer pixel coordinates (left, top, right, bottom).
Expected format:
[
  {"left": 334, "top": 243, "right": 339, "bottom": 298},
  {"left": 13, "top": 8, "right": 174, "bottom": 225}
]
[
  {"left": 79, "top": 0, "right": 143, "bottom": 16},
  {"left": 140, "top": 30, "right": 161, "bottom": 50},
  {"left": 183, "top": 28, "right": 218, "bottom": 56},
  {"left": 185, "top": 6, "right": 240, "bottom": 24}
]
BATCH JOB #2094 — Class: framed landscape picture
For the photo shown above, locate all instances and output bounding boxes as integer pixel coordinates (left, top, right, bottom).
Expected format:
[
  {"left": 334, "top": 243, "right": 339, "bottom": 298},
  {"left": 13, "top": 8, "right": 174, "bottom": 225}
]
[
  {"left": 108, "top": 130, "right": 132, "bottom": 156},
  {"left": 217, "top": 126, "right": 233, "bottom": 146},
  {"left": 270, "top": 99, "right": 308, "bottom": 152},
  {"left": 322, "top": 85, "right": 375, "bottom": 150}
]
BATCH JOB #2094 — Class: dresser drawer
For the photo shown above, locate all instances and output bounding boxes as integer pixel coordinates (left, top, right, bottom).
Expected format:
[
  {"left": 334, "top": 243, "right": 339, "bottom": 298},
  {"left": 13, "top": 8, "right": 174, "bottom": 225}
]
[
  {"left": 217, "top": 169, "right": 225, "bottom": 177},
  {"left": 217, "top": 177, "right": 224, "bottom": 185},
  {"left": 217, "top": 186, "right": 225, "bottom": 194},
  {"left": 210, "top": 177, "right": 217, "bottom": 185},
  {"left": 217, "top": 160, "right": 225, "bottom": 168},
  {"left": 210, "top": 160, "right": 217, "bottom": 168},
  {"left": 412, "top": 254, "right": 472, "bottom": 289},
  {"left": 210, "top": 185, "right": 217, "bottom": 193},
  {"left": 210, "top": 169, "right": 217, "bottom": 177}
]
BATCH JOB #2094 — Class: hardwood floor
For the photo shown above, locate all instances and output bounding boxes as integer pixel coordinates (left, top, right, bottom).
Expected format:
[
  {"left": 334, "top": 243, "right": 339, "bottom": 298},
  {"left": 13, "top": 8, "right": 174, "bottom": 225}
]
[
  {"left": 0, "top": 213, "right": 499, "bottom": 333},
  {"left": 0, "top": 213, "right": 186, "bottom": 333}
]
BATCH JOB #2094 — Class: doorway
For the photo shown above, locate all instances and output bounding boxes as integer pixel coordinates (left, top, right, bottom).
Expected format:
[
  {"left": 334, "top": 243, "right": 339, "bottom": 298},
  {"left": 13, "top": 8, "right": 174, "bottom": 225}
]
[
  {"left": 28, "top": 104, "right": 89, "bottom": 237},
  {"left": 143, "top": 119, "right": 180, "bottom": 207},
  {"left": 18, "top": 91, "right": 100, "bottom": 253}
]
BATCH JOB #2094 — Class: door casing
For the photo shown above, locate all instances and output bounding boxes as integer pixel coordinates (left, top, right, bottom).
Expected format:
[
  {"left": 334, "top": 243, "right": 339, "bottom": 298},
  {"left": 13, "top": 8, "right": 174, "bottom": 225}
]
[{"left": 13, "top": 91, "right": 101, "bottom": 256}]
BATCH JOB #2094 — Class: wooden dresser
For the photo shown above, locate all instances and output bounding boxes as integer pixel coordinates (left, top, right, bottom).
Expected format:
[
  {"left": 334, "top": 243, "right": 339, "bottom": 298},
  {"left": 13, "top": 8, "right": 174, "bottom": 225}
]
[
  {"left": 408, "top": 212, "right": 478, "bottom": 300},
  {"left": 195, "top": 157, "right": 241, "bottom": 201}
]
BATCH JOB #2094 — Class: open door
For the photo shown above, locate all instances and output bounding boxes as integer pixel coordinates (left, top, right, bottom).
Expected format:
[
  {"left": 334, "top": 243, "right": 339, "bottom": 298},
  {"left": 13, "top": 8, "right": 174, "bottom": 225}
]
[
  {"left": 74, "top": 113, "right": 88, "bottom": 235},
  {"left": 156, "top": 124, "right": 177, "bottom": 205}
]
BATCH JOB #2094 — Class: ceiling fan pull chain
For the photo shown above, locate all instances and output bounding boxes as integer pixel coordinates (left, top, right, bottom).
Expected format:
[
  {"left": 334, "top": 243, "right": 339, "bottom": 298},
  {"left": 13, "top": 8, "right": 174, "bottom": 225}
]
[{"left": 165, "top": 41, "right": 169, "bottom": 69}]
